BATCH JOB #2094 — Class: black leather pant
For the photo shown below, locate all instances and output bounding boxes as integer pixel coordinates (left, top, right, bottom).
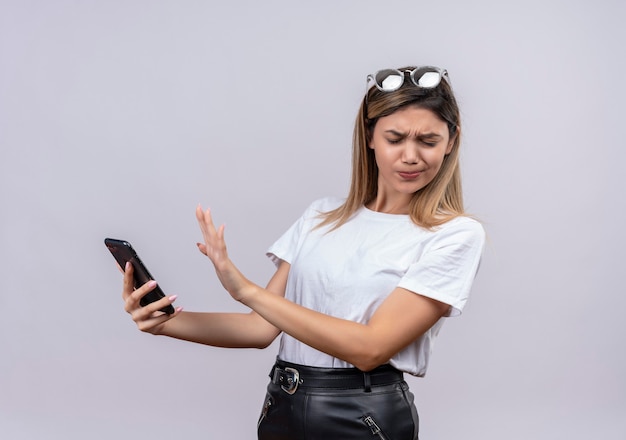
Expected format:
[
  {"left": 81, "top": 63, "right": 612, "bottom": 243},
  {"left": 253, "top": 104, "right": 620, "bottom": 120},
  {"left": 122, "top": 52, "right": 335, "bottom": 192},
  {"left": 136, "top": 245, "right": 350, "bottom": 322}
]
[{"left": 257, "top": 360, "right": 419, "bottom": 440}]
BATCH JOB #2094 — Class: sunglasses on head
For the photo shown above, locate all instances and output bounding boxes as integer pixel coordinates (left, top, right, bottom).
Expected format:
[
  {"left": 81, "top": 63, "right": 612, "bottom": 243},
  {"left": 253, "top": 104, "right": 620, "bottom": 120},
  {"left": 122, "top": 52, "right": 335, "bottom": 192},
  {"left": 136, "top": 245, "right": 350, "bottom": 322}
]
[{"left": 366, "top": 66, "right": 449, "bottom": 98}]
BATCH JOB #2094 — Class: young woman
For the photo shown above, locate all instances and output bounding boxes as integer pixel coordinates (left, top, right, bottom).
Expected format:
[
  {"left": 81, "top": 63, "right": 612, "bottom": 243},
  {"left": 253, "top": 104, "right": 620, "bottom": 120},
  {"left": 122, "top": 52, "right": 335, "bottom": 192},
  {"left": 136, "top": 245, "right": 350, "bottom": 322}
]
[{"left": 122, "top": 65, "right": 485, "bottom": 439}]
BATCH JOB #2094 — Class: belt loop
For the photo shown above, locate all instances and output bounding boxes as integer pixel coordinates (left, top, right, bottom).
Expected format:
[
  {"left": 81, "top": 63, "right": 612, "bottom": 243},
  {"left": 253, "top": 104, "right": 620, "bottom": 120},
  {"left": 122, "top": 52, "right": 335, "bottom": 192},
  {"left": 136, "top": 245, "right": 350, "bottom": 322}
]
[{"left": 363, "top": 371, "right": 372, "bottom": 392}]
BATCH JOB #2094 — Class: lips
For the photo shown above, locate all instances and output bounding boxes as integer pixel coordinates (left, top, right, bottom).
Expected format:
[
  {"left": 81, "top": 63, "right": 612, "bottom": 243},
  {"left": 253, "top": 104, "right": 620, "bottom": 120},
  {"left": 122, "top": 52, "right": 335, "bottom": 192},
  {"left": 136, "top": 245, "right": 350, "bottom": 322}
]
[{"left": 398, "top": 171, "right": 421, "bottom": 179}]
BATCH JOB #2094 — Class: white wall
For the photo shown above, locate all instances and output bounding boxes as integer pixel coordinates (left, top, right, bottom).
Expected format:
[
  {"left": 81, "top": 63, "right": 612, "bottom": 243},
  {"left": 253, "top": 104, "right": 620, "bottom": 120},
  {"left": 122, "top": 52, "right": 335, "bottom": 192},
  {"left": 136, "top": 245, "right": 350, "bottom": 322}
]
[{"left": 1, "top": 0, "right": 624, "bottom": 438}]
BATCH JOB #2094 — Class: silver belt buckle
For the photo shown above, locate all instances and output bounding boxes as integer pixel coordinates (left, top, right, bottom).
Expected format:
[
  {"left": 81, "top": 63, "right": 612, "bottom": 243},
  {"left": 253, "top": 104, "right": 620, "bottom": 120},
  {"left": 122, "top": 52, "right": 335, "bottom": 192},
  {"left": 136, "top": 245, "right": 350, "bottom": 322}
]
[{"left": 280, "top": 367, "right": 300, "bottom": 394}]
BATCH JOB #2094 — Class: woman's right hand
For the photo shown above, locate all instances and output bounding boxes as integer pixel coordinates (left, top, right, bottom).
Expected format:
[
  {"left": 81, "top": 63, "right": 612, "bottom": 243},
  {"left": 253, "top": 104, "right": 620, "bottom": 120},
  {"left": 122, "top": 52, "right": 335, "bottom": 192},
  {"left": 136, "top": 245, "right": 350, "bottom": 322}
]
[{"left": 122, "top": 262, "right": 182, "bottom": 335}]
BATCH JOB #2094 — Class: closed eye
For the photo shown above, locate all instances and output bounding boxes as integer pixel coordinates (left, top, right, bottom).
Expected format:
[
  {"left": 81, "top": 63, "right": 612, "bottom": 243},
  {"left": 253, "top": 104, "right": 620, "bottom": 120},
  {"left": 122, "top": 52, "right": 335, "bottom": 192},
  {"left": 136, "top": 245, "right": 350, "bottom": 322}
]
[
  {"left": 418, "top": 135, "right": 442, "bottom": 147},
  {"left": 383, "top": 129, "right": 406, "bottom": 145}
]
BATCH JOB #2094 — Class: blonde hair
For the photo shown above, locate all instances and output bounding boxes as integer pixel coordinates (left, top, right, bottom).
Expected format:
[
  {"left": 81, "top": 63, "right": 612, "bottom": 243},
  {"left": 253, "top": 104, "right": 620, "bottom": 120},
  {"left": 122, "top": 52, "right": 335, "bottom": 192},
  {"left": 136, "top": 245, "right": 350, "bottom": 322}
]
[{"left": 318, "top": 67, "right": 464, "bottom": 231}]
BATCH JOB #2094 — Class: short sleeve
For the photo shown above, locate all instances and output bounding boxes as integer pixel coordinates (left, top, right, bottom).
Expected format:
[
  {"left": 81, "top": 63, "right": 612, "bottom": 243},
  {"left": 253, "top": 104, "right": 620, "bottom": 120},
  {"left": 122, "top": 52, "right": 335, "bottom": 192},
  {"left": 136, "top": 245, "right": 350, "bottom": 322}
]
[
  {"left": 266, "top": 213, "right": 307, "bottom": 267},
  {"left": 397, "top": 218, "right": 485, "bottom": 317},
  {"left": 265, "top": 198, "right": 336, "bottom": 267}
]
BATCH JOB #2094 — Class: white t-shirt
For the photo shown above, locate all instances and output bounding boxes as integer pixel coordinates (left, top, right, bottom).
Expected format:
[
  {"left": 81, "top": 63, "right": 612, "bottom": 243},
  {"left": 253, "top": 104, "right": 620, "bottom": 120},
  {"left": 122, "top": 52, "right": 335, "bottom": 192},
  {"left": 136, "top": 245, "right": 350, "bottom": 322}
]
[{"left": 266, "top": 197, "right": 485, "bottom": 376}]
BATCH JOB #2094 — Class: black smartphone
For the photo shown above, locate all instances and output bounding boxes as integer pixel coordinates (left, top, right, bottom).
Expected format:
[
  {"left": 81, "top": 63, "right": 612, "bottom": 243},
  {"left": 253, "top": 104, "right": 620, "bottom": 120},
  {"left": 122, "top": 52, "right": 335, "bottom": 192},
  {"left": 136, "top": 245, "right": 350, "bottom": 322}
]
[{"left": 104, "top": 238, "right": 175, "bottom": 315}]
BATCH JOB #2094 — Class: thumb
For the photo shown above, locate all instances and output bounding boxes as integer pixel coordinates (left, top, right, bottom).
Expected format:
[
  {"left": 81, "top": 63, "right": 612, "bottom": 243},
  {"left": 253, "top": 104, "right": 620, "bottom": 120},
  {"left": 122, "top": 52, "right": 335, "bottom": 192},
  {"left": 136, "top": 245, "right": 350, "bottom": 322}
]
[{"left": 196, "top": 242, "right": 208, "bottom": 256}]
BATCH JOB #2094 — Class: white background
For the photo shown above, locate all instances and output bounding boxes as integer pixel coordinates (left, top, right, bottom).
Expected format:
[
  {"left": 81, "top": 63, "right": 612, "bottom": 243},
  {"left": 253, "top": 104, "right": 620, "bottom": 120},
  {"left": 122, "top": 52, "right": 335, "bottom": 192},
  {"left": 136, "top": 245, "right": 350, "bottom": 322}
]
[{"left": 1, "top": 0, "right": 624, "bottom": 438}]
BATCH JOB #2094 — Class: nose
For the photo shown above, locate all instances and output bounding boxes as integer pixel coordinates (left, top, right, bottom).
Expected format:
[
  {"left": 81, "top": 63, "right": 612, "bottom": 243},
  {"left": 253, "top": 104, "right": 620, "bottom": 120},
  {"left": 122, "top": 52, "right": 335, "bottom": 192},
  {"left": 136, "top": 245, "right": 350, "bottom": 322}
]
[{"left": 401, "top": 143, "right": 419, "bottom": 164}]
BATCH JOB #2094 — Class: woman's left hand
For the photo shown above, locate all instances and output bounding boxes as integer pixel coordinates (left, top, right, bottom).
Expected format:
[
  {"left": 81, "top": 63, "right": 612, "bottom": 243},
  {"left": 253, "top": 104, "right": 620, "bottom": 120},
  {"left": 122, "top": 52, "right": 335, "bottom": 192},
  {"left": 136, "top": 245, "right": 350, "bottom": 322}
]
[{"left": 195, "top": 204, "right": 254, "bottom": 302}]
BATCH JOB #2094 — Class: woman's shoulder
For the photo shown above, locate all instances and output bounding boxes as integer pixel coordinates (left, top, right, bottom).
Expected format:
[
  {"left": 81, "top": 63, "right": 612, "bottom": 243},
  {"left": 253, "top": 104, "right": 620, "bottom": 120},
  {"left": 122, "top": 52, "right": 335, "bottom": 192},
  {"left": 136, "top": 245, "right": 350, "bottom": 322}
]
[
  {"left": 432, "top": 215, "right": 486, "bottom": 242},
  {"left": 440, "top": 214, "right": 483, "bottom": 229}
]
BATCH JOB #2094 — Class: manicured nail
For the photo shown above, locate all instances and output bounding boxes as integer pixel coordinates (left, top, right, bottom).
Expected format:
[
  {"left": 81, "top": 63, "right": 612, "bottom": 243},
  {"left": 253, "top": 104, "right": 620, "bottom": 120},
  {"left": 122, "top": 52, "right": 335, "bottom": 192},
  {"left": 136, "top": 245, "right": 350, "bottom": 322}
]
[
  {"left": 168, "top": 295, "right": 178, "bottom": 302},
  {"left": 175, "top": 307, "right": 183, "bottom": 313},
  {"left": 148, "top": 280, "right": 157, "bottom": 288},
  {"left": 125, "top": 262, "right": 131, "bottom": 270}
]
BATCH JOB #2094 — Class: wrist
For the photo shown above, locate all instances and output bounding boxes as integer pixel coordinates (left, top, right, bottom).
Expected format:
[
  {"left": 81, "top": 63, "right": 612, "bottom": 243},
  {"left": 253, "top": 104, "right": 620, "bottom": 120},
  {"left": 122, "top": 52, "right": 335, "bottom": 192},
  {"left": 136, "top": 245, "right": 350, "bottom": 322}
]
[
  {"left": 152, "top": 312, "right": 177, "bottom": 336},
  {"left": 216, "top": 259, "right": 256, "bottom": 302},
  {"left": 238, "top": 282, "right": 263, "bottom": 307}
]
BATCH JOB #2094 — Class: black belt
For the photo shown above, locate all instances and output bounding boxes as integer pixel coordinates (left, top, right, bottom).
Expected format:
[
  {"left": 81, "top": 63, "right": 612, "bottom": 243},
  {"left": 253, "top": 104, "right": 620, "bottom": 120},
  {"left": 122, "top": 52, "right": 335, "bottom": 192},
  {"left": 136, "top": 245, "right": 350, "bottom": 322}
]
[{"left": 269, "top": 359, "right": 404, "bottom": 394}]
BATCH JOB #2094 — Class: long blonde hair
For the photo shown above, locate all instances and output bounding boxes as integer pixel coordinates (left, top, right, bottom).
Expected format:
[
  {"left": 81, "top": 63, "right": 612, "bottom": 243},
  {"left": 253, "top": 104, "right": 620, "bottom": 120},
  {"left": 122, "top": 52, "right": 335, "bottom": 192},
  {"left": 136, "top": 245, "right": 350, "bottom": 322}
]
[{"left": 318, "top": 67, "right": 464, "bottom": 230}]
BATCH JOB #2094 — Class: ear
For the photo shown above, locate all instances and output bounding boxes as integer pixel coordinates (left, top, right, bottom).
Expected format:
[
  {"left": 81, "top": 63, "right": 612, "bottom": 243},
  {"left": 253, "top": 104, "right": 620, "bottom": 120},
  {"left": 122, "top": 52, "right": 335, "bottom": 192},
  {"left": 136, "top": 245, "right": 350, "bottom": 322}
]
[
  {"left": 445, "top": 125, "right": 460, "bottom": 154},
  {"left": 445, "top": 140, "right": 453, "bottom": 155}
]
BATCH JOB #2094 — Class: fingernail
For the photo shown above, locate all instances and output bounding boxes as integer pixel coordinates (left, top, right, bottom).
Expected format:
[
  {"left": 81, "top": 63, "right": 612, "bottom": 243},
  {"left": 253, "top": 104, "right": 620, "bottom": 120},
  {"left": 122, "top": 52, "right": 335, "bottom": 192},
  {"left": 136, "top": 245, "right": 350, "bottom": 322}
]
[
  {"left": 168, "top": 295, "right": 178, "bottom": 302},
  {"left": 125, "top": 262, "right": 131, "bottom": 270},
  {"left": 175, "top": 306, "right": 183, "bottom": 313},
  {"left": 148, "top": 280, "right": 157, "bottom": 288}
]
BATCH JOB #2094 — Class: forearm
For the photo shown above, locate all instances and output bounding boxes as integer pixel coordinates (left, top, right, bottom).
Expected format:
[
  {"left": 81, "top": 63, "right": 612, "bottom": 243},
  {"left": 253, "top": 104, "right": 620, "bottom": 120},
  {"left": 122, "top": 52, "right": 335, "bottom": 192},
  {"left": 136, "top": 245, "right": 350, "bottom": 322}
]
[
  {"left": 157, "top": 310, "right": 280, "bottom": 349},
  {"left": 241, "top": 286, "right": 378, "bottom": 369},
  {"left": 241, "top": 284, "right": 447, "bottom": 371}
]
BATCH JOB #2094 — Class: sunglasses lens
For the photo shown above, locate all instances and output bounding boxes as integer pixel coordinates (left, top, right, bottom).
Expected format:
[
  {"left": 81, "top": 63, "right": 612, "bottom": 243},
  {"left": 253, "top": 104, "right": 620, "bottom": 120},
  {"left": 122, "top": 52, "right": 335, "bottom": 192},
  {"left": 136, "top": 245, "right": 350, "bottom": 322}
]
[
  {"left": 375, "top": 69, "right": 404, "bottom": 91},
  {"left": 414, "top": 67, "right": 442, "bottom": 88}
]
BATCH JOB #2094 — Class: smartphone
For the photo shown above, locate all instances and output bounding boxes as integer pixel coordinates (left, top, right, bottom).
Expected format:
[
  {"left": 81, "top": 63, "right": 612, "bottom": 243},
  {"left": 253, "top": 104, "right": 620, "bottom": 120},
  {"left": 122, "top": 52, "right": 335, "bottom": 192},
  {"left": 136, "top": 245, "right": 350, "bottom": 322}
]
[{"left": 104, "top": 238, "right": 175, "bottom": 315}]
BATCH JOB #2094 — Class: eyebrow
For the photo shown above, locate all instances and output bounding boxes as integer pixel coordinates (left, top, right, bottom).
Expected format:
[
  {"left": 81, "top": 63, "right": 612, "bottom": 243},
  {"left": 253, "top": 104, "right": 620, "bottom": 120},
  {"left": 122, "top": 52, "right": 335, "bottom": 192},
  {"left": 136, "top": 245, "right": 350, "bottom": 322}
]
[{"left": 384, "top": 129, "right": 444, "bottom": 140}]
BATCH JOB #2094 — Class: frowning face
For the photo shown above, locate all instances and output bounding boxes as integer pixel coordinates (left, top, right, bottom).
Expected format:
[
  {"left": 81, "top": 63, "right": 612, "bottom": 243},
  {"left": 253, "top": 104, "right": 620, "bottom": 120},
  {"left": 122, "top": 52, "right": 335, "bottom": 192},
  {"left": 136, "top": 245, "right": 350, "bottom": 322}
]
[{"left": 368, "top": 106, "right": 453, "bottom": 213}]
